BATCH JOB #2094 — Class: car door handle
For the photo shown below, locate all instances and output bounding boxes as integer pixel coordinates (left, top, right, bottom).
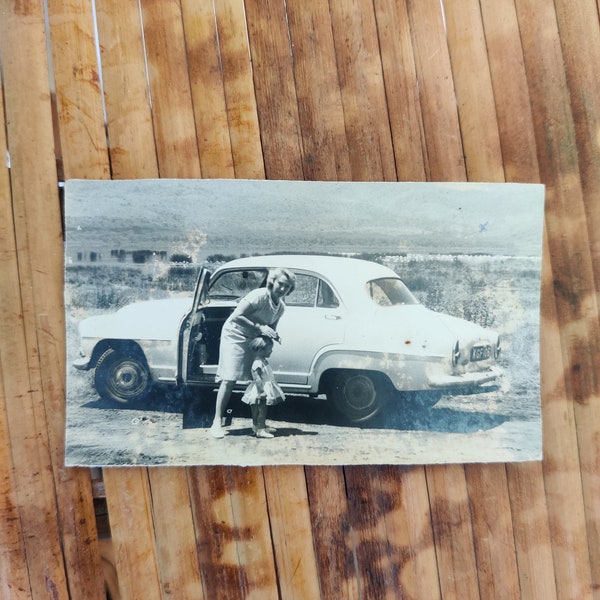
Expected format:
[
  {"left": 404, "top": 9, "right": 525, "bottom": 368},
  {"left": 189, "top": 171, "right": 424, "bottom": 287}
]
[{"left": 325, "top": 314, "right": 341, "bottom": 320}]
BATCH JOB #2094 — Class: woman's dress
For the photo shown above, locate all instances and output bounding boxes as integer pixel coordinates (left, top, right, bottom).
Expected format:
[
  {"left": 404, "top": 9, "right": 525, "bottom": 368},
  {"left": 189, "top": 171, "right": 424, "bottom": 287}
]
[{"left": 216, "top": 287, "right": 284, "bottom": 382}]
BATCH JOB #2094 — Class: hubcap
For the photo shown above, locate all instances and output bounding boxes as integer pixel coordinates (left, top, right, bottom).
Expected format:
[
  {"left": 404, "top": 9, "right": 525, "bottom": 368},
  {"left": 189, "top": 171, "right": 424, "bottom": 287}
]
[
  {"left": 343, "top": 375, "right": 376, "bottom": 411},
  {"left": 112, "top": 361, "right": 147, "bottom": 395}
]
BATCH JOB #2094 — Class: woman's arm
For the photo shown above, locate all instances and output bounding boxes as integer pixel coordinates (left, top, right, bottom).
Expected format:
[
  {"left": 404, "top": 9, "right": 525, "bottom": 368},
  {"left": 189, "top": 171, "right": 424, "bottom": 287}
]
[
  {"left": 229, "top": 293, "right": 279, "bottom": 338},
  {"left": 229, "top": 305, "right": 261, "bottom": 334}
]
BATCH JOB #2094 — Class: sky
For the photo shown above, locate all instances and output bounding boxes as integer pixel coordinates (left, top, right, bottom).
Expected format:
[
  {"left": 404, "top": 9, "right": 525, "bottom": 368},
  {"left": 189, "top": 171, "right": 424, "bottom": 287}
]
[{"left": 64, "top": 179, "right": 545, "bottom": 259}]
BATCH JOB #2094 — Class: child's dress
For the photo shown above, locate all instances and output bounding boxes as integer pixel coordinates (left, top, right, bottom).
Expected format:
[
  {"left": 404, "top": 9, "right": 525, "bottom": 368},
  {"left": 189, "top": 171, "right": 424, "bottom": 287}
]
[{"left": 241, "top": 358, "right": 285, "bottom": 405}]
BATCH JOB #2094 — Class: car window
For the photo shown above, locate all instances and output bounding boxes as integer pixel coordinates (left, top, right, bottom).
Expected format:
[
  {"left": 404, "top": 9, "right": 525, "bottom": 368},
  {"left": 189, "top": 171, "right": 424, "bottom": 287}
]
[
  {"left": 317, "top": 279, "right": 339, "bottom": 308},
  {"left": 285, "top": 274, "right": 319, "bottom": 306},
  {"left": 366, "top": 278, "right": 418, "bottom": 306},
  {"left": 209, "top": 269, "right": 267, "bottom": 299}
]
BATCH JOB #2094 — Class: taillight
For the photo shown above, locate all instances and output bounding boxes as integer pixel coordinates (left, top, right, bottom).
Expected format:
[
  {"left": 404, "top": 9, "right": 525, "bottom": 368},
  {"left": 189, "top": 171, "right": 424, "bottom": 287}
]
[{"left": 451, "top": 340, "right": 460, "bottom": 367}]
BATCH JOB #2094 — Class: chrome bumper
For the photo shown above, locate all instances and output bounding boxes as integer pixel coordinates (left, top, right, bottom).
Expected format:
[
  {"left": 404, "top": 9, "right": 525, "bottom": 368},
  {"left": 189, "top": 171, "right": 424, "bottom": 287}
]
[
  {"left": 73, "top": 355, "right": 91, "bottom": 370},
  {"left": 428, "top": 366, "right": 502, "bottom": 388}
]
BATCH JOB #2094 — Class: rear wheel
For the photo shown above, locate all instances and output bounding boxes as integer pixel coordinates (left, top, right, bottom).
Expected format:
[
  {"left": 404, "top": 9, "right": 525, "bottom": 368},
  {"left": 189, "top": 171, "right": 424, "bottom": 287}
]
[
  {"left": 327, "top": 370, "right": 389, "bottom": 423},
  {"left": 94, "top": 347, "right": 152, "bottom": 404}
]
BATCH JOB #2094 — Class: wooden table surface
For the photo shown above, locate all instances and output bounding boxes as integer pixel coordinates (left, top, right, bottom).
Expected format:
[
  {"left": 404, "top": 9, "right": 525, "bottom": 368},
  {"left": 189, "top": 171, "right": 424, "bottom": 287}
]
[{"left": 1, "top": 0, "right": 599, "bottom": 598}]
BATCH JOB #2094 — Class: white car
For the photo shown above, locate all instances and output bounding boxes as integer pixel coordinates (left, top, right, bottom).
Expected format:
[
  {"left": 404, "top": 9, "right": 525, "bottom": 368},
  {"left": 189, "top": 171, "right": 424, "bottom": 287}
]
[{"left": 73, "top": 255, "right": 502, "bottom": 422}]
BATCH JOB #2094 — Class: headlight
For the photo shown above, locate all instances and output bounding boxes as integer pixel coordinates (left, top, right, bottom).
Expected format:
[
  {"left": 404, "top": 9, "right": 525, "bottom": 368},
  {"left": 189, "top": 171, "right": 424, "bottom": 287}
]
[{"left": 451, "top": 340, "right": 460, "bottom": 367}]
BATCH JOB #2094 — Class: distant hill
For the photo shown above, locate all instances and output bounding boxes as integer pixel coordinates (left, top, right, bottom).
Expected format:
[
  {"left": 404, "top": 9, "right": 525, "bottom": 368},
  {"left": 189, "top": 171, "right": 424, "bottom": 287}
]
[{"left": 64, "top": 179, "right": 545, "bottom": 260}]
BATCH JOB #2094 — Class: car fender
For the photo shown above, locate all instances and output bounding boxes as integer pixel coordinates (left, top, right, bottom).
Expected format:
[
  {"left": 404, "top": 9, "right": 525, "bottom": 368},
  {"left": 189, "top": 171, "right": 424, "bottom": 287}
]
[
  {"left": 76, "top": 297, "right": 192, "bottom": 377},
  {"left": 309, "top": 347, "right": 444, "bottom": 393},
  {"left": 82, "top": 338, "right": 179, "bottom": 384}
]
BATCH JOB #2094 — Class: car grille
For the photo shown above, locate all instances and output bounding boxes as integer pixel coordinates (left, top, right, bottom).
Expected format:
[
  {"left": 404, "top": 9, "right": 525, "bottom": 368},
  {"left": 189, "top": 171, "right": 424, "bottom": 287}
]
[{"left": 470, "top": 345, "right": 492, "bottom": 362}]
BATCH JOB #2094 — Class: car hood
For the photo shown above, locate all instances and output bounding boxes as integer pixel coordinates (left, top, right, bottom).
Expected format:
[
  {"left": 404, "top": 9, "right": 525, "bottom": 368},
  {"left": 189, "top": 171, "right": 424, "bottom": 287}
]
[
  {"left": 79, "top": 297, "right": 194, "bottom": 341},
  {"left": 356, "top": 304, "right": 497, "bottom": 357}
]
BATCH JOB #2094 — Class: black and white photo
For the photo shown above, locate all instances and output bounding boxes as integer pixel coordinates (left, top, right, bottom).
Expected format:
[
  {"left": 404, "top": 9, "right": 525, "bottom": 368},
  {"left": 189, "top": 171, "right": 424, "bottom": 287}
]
[{"left": 64, "top": 179, "right": 545, "bottom": 466}]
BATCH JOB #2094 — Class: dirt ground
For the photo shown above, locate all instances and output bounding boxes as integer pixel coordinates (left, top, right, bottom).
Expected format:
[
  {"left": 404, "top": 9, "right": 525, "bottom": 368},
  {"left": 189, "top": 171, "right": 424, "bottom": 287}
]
[{"left": 65, "top": 369, "right": 541, "bottom": 466}]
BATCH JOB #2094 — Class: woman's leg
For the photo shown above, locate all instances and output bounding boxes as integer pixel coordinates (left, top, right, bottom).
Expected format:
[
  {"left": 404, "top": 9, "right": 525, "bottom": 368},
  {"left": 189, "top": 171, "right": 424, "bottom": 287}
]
[{"left": 211, "top": 380, "right": 235, "bottom": 437}]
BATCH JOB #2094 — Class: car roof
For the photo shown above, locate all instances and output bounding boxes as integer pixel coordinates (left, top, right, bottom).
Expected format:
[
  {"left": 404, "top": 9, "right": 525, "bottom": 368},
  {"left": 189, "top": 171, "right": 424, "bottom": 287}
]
[
  {"left": 214, "top": 254, "right": 399, "bottom": 302},
  {"left": 217, "top": 254, "right": 396, "bottom": 278}
]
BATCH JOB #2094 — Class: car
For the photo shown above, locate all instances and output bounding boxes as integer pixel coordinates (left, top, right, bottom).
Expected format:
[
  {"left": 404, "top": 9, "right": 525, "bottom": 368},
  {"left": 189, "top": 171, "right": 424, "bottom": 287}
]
[{"left": 73, "top": 254, "right": 502, "bottom": 422}]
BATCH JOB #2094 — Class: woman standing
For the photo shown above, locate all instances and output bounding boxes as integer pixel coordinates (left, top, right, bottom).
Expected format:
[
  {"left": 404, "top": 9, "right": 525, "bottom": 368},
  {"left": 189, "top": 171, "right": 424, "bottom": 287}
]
[{"left": 210, "top": 268, "right": 296, "bottom": 438}]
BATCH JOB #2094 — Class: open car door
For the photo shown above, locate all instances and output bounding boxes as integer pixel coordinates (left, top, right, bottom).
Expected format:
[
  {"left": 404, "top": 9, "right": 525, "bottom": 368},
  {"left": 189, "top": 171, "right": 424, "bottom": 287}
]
[{"left": 177, "top": 267, "right": 210, "bottom": 384}]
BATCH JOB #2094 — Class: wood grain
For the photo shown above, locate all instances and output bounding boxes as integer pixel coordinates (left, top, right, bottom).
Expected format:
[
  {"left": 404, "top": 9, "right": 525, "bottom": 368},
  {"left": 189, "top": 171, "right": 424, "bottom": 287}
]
[
  {"left": 188, "top": 466, "right": 249, "bottom": 599},
  {"left": 149, "top": 468, "right": 204, "bottom": 599},
  {"left": 406, "top": 0, "right": 466, "bottom": 181},
  {"left": 213, "top": 0, "right": 265, "bottom": 179},
  {"left": 284, "top": 0, "right": 353, "bottom": 180},
  {"left": 464, "top": 464, "right": 520, "bottom": 599},
  {"left": 263, "top": 467, "right": 321, "bottom": 599},
  {"left": 479, "top": 0, "right": 540, "bottom": 183},
  {"left": 373, "top": 0, "right": 426, "bottom": 181},
  {"left": 1, "top": 2, "right": 101, "bottom": 598},
  {"left": 0, "top": 71, "right": 32, "bottom": 600},
  {"left": 344, "top": 466, "right": 443, "bottom": 599},
  {"left": 443, "top": 0, "right": 504, "bottom": 182},
  {"left": 1, "top": 0, "right": 599, "bottom": 597},
  {"left": 304, "top": 467, "right": 361, "bottom": 599},
  {"left": 516, "top": 0, "right": 600, "bottom": 597},
  {"left": 47, "top": 0, "right": 110, "bottom": 180},
  {"left": 140, "top": 0, "right": 201, "bottom": 178},
  {"left": 477, "top": 3, "right": 558, "bottom": 596},
  {"left": 506, "top": 460, "right": 558, "bottom": 599},
  {"left": 427, "top": 465, "right": 480, "bottom": 600},
  {"left": 245, "top": 0, "right": 304, "bottom": 181},
  {"left": 188, "top": 466, "right": 280, "bottom": 599},
  {"left": 94, "top": 0, "right": 159, "bottom": 178},
  {"left": 551, "top": 0, "right": 600, "bottom": 588},
  {"left": 328, "top": 0, "right": 397, "bottom": 182},
  {"left": 180, "top": 0, "right": 235, "bottom": 178}
]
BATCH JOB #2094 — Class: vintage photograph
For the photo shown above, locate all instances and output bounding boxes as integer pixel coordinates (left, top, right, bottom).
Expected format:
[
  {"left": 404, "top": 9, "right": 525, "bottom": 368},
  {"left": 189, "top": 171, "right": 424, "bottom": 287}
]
[{"left": 64, "top": 179, "right": 545, "bottom": 466}]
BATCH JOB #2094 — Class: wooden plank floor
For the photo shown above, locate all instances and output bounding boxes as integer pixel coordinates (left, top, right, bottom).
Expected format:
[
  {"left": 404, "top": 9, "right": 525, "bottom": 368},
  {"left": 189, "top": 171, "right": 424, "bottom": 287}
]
[{"left": 1, "top": 0, "right": 599, "bottom": 597}]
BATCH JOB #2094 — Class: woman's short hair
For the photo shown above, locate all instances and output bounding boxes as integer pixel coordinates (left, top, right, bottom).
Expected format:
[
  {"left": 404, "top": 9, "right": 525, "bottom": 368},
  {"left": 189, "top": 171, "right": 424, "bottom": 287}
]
[
  {"left": 250, "top": 336, "right": 274, "bottom": 353},
  {"left": 266, "top": 268, "right": 296, "bottom": 295}
]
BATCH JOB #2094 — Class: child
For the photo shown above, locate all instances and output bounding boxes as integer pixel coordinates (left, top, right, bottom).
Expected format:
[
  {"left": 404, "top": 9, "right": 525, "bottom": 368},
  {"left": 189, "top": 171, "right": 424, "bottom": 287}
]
[{"left": 242, "top": 336, "right": 285, "bottom": 438}]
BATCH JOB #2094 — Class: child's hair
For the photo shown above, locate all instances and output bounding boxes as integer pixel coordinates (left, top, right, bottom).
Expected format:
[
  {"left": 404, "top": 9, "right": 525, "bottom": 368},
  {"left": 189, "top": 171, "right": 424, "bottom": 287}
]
[{"left": 250, "top": 336, "right": 274, "bottom": 354}]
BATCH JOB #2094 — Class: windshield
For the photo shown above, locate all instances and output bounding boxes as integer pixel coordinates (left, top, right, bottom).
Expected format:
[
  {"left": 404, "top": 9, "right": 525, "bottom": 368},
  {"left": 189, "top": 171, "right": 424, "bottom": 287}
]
[{"left": 366, "top": 278, "right": 418, "bottom": 306}]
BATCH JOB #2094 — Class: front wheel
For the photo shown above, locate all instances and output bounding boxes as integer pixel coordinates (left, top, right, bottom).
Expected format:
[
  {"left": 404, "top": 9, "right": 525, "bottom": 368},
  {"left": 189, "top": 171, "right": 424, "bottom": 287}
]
[
  {"left": 327, "top": 370, "right": 389, "bottom": 423},
  {"left": 94, "top": 348, "right": 152, "bottom": 404}
]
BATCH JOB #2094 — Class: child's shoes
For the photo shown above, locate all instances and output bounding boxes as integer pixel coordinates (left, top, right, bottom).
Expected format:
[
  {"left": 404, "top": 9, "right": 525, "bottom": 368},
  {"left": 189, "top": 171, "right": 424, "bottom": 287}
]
[
  {"left": 255, "top": 429, "right": 274, "bottom": 439},
  {"left": 253, "top": 425, "right": 276, "bottom": 435}
]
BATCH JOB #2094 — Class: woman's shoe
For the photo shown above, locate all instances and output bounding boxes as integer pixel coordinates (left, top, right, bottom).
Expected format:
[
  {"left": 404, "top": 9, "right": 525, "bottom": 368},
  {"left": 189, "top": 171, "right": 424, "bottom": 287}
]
[{"left": 210, "top": 423, "right": 227, "bottom": 438}]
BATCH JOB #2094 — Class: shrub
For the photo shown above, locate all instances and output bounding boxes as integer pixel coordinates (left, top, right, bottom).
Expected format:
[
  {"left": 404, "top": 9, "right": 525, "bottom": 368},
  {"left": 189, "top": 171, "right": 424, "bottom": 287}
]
[
  {"left": 206, "top": 253, "right": 238, "bottom": 263},
  {"left": 170, "top": 253, "right": 192, "bottom": 263}
]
